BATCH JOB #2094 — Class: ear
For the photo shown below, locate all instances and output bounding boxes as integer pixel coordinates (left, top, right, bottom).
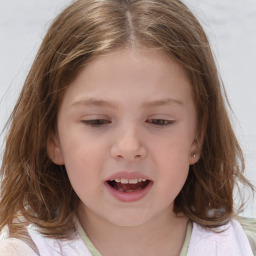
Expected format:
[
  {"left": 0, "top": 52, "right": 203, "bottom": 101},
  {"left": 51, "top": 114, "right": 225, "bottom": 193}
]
[
  {"left": 189, "top": 136, "right": 202, "bottom": 165},
  {"left": 47, "top": 134, "right": 65, "bottom": 165}
]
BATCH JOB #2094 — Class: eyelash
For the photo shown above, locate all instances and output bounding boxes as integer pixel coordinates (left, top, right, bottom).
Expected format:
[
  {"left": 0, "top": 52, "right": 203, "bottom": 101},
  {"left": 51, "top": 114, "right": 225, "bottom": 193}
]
[
  {"left": 82, "top": 119, "right": 111, "bottom": 127},
  {"left": 146, "top": 119, "right": 174, "bottom": 126},
  {"left": 82, "top": 119, "right": 174, "bottom": 127}
]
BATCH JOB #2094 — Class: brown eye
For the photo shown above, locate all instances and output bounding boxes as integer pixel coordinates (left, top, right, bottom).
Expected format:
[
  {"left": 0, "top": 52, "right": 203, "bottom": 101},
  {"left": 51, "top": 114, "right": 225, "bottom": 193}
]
[
  {"left": 146, "top": 119, "right": 174, "bottom": 126},
  {"left": 82, "top": 119, "right": 111, "bottom": 127}
]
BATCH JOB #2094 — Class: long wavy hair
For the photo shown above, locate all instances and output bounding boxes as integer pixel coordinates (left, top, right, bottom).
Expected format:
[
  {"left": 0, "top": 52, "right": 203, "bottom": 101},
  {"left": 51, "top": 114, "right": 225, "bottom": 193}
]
[{"left": 0, "top": 0, "right": 254, "bottom": 238}]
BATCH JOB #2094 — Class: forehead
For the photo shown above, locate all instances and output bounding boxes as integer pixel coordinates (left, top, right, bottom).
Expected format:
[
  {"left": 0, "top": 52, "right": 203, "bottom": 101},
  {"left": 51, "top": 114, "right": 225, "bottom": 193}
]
[{"left": 61, "top": 47, "right": 193, "bottom": 109}]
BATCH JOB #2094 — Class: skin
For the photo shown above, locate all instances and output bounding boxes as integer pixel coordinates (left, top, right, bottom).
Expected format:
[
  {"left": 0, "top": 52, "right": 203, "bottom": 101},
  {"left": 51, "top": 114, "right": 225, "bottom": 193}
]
[{"left": 48, "top": 47, "right": 200, "bottom": 256}]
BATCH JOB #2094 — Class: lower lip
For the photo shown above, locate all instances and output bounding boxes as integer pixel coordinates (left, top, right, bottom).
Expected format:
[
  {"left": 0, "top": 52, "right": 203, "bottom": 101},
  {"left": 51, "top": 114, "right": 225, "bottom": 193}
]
[{"left": 105, "top": 181, "right": 153, "bottom": 202}]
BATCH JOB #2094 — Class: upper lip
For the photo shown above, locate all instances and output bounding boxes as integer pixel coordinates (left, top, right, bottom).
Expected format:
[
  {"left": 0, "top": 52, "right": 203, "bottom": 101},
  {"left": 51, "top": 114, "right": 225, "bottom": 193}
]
[{"left": 106, "top": 171, "right": 152, "bottom": 181}]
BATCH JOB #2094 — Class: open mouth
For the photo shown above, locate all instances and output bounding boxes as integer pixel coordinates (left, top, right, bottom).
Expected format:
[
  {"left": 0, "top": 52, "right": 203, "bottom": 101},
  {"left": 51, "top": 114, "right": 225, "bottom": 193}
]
[{"left": 107, "top": 178, "right": 151, "bottom": 193}]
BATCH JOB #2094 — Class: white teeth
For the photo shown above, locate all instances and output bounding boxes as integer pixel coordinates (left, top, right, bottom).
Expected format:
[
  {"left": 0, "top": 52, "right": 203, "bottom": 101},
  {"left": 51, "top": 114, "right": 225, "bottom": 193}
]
[
  {"left": 111, "top": 178, "right": 148, "bottom": 184},
  {"left": 128, "top": 179, "right": 138, "bottom": 184},
  {"left": 120, "top": 178, "right": 129, "bottom": 184}
]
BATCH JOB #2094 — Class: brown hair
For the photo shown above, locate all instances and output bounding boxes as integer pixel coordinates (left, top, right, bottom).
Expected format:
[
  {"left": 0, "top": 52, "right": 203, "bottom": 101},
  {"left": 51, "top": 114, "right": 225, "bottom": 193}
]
[{"left": 0, "top": 0, "right": 254, "bottom": 238}]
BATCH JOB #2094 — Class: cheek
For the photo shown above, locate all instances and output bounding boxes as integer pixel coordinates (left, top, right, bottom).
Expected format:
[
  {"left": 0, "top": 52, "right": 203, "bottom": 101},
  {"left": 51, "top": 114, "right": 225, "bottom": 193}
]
[
  {"left": 63, "top": 149, "right": 103, "bottom": 203},
  {"left": 64, "top": 144, "right": 101, "bottom": 172},
  {"left": 150, "top": 134, "right": 191, "bottom": 190},
  {"left": 151, "top": 130, "right": 192, "bottom": 164},
  {"left": 159, "top": 152, "right": 190, "bottom": 183},
  {"left": 157, "top": 157, "right": 189, "bottom": 203},
  {"left": 61, "top": 137, "right": 107, "bottom": 189}
]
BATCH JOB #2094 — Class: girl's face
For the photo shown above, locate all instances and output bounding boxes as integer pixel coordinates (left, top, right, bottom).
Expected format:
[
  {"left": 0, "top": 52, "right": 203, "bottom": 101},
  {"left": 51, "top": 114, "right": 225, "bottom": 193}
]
[{"left": 48, "top": 47, "right": 199, "bottom": 227}]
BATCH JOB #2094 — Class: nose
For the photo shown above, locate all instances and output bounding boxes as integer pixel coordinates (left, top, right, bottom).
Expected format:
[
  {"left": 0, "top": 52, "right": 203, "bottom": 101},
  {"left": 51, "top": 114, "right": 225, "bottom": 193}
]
[{"left": 110, "top": 128, "right": 147, "bottom": 161}]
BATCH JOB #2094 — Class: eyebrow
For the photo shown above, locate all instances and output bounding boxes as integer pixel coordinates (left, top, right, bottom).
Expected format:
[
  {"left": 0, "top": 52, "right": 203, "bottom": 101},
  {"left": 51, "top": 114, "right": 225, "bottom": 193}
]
[
  {"left": 142, "top": 98, "right": 184, "bottom": 108},
  {"left": 71, "top": 98, "right": 118, "bottom": 109},
  {"left": 71, "top": 97, "right": 183, "bottom": 109}
]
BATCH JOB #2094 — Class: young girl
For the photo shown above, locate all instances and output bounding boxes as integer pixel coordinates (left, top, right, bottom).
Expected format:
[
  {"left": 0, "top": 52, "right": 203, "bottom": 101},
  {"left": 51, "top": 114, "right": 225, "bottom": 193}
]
[{"left": 0, "top": 0, "right": 255, "bottom": 255}]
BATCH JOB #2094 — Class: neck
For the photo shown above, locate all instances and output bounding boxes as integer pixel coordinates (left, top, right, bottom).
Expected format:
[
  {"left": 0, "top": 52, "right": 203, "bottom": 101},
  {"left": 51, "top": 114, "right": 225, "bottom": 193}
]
[{"left": 78, "top": 205, "right": 188, "bottom": 256}]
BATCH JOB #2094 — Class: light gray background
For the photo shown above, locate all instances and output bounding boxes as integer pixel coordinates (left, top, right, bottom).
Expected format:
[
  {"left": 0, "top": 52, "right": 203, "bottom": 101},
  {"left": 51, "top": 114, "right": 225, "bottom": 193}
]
[{"left": 0, "top": 0, "right": 255, "bottom": 217}]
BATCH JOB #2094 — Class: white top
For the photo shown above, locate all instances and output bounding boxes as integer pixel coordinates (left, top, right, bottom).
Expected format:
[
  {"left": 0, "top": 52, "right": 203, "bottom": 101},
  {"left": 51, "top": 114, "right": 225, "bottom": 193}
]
[
  {"left": 0, "top": 219, "right": 253, "bottom": 256},
  {"left": 188, "top": 219, "right": 253, "bottom": 256}
]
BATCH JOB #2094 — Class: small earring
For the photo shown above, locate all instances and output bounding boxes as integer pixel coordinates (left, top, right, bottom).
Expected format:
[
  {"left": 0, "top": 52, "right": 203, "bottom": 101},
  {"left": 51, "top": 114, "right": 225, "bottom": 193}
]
[{"left": 193, "top": 153, "right": 196, "bottom": 158}]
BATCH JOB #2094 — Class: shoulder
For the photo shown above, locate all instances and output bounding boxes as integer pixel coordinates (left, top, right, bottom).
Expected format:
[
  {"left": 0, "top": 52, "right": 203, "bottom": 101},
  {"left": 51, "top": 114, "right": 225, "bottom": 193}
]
[
  {"left": 187, "top": 218, "right": 254, "bottom": 256},
  {"left": 239, "top": 217, "right": 256, "bottom": 255},
  {"left": 1, "top": 224, "right": 92, "bottom": 256},
  {"left": 0, "top": 239, "right": 37, "bottom": 256},
  {"left": 27, "top": 225, "right": 92, "bottom": 256},
  {"left": 0, "top": 226, "right": 37, "bottom": 256}
]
